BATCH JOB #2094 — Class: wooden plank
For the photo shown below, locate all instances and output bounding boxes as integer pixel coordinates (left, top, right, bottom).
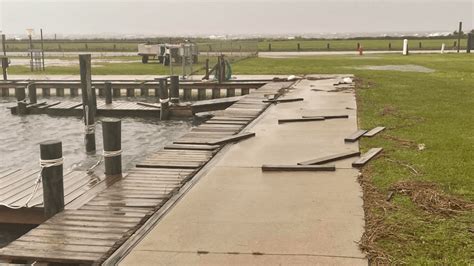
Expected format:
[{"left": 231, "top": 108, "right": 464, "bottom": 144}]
[
  {"left": 298, "top": 151, "right": 361, "bottom": 165},
  {"left": 261, "top": 164, "right": 336, "bottom": 172},
  {"left": 164, "top": 144, "right": 220, "bottom": 151},
  {"left": 302, "top": 115, "right": 349, "bottom": 119},
  {"left": 207, "top": 132, "right": 255, "bottom": 145},
  {"left": 352, "top": 148, "right": 383, "bottom": 167},
  {"left": 344, "top": 129, "right": 368, "bottom": 142},
  {"left": 263, "top": 97, "right": 304, "bottom": 103},
  {"left": 136, "top": 102, "right": 161, "bottom": 109},
  {"left": 278, "top": 117, "right": 325, "bottom": 124},
  {"left": 0, "top": 248, "right": 101, "bottom": 264},
  {"left": 364, "top": 126, "right": 386, "bottom": 137}
]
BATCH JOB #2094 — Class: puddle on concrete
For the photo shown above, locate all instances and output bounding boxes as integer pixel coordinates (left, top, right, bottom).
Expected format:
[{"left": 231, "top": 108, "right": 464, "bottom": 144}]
[{"left": 354, "top": 64, "right": 435, "bottom": 73}]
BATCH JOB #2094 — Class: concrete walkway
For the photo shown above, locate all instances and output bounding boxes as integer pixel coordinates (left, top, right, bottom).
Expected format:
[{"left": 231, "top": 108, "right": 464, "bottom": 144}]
[{"left": 120, "top": 76, "right": 366, "bottom": 265}]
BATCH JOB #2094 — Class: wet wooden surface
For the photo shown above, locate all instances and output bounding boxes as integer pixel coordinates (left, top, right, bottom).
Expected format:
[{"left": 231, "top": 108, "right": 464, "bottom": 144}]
[{"left": 0, "top": 81, "right": 294, "bottom": 265}]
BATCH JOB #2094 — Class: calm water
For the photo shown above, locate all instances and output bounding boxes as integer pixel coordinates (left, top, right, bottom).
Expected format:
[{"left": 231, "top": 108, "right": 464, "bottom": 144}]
[{"left": 0, "top": 98, "right": 193, "bottom": 174}]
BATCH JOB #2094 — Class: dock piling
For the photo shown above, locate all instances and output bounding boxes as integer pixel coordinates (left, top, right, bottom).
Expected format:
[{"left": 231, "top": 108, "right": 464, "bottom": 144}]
[
  {"left": 15, "top": 87, "right": 27, "bottom": 115},
  {"left": 1, "top": 56, "right": 8, "bottom": 80},
  {"left": 79, "top": 54, "right": 96, "bottom": 154},
  {"left": 157, "top": 78, "right": 169, "bottom": 120},
  {"left": 170, "top": 75, "right": 180, "bottom": 104},
  {"left": 102, "top": 118, "right": 122, "bottom": 176},
  {"left": 105, "top": 81, "right": 112, "bottom": 104},
  {"left": 40, "top": 140, "right": 64, "bottom": 219},
  {"left": 28, "top": 83, "right": 37, "bottom": 104}
]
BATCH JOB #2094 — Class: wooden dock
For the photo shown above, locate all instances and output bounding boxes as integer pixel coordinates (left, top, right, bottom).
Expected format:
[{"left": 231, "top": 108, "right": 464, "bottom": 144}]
[
  {"left": 0, "top": 169, "right": 113, "bottom": 225},
  {"left": 0, "top": 81, "right": 293, "bottom": 264},
  {"left": 9, "top": 96, "right": 244, "bottom": 118}
]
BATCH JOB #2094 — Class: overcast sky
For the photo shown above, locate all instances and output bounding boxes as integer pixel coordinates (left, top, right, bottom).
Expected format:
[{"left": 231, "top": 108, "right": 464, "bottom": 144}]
[{"left": 0, "top": 0, "right": 472, "bottom": 37}]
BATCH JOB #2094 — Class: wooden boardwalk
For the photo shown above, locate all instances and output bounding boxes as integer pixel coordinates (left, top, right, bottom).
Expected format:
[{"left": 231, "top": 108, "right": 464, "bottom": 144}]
[{"left": 0, "top": 81, "right": 293, "bottom": 264}]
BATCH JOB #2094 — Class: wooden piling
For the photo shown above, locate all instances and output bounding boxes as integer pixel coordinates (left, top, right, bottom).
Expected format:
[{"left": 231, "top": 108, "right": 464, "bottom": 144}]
[
  {"left": 40, "top": 140, "right": 64, "bottom": 219},
  {"left": 15, "top": 87, "right": 27, "bottom": 115},
  {"left": 183, "top": 88, "right": 192, "bottom": 101},
  {"left": 241, "top": 88, "right": 250, "bottom": 95},
  {"left": 79, "top": 54, "right": 96, "bottom": 154},
  {"left": 212, "top": 87, "right": 220, "bottom": 99},
  {"left": 227, "top": 87, "right": 235, "bottom": 97},
  {"left": 113, "top": 88, "right": 121, "bottom": 97},
  {"left": 102, "top": 118, "right": 122, "bottom": 176},
  {"left": 1, "top": 56, "right": 8, "bottom": 80},
  {"left": 170, "top": 75, "right": 180, "bottom": 104},
  {"left": 198, "top": 88, "right": 206, "bottom": 100},
  {"left": 126, "top": 88, "right": 134, "bottom": 97},
  {"left": 1, "top": 87, "right": 9, "bottom": 97},
  {"left": 204, "top": 59, "right": 210, "bottom": 79},
  {"left": 56, "top": 88, "right": 64, "bottom": 97},
  {"left": 268, "top": 43, "right": 272, "bottom": 51},
  {"left": 105, "top": 82, "right": 112, "bottom": 104},
  {"left": 28, "top": 83, "right": 37, "bottom": 104},
  {"left": 1, "top": 34, "right": 6, "bottom": 56},
  {"left": 157, "top": 78, "right": 169, "bottom": 120},
  {"left": 468, "top": 33, "right": 472, "bottom": 53},
  {"left": 297, "top": 43, "right": 301, "bottom": 51},
  {"left": 70, "top": 88, "right": 78, "bottom": 97},
  {"left": 42, "top": 88, "right": 50, "bottom": 97}
]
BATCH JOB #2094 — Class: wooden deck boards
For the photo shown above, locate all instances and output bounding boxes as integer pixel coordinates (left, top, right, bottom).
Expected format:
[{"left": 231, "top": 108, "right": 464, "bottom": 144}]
[{"left": 0, "top": 81, "right": 294, "bottom": 264}]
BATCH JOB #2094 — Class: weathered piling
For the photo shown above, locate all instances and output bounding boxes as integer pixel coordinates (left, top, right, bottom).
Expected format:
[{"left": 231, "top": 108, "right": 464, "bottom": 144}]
[
  {"left": 227, "top": 87, "right": 235, "bottom": 97},
  {"left": 56, "top": 88, "right": 65, "bottom": 97},
  {"left": 1, "top": 56, "right": 8, "bottom": 80},
  {"left": 15, "top": 87, "right": 27, "bottom": 115},
  {"left": 468, "top": 33, "right": 473, "bottom": 53},
  {"left": 105, "top": 81, "right": 112, "bottom": 104},
  {"left": 79, "top": 54, "right": 96, "bottom": 154},
  {"left": 40, "top": 140, "right": 64, "bottom": 219},
  {"left": 113, "top": 88, "right": 121, "bottom": 97},
  {"left": 102, "top": 118, "right": 122, "bottom": 176},
  {"left": 126, "top": 88, "right": 134, "bottom": 97},
  {"left": 28, "top": 83, "right": 37, "bottom": 104},
  {"left": 457, "top": 21, "right": 462, "bottom": 53},
  {"left": 157, "top": 78, "right": 169, "bottom": 120},
  {"left": 212, "top": 87, "right": 220, "bottom": 99},
  {"left": 198, "top": 88, "right": 206, "bottom": 100},
  {"left": 170, "top": 75, "right": 180, "bottom": 104},
  {"left": 183, "top": 87, "right": 192, "bottom": 101},
  {"left": 205, "top": 59, "right": 210, "bottom": 78},
  {"left": 268, "top": 43, "right": 272, "bottom": 51},
  {"left": 297, "top": 43, "right": 301, "bottom": 51},
  {"left": 1, "top": 34, "right": 6, "bottom": 56}
]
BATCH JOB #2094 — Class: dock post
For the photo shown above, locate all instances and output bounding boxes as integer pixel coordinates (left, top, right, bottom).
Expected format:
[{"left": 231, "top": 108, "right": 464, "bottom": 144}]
[
  {"left": 227, "top": 87, "right": 235, "bottom": 97},
  {"left": 79, "top": 54, "right": 96, "bottom": 154},
  {"left": 40, "top": 140, "right": 64, "bottom": 219},
  {"left": 157, "top": 78, "right": 169, "bottom": 120},
  {"left": 1, "top": 34, "right": 6, "bottom": 56},
  {"left": 1, "top": 56, "right": 8, "bottom": 80},
  {"left": 205, "top": 59, "right": 209, "bottom": 79},
  {"left": 102, "top": 118, "right": 122, "bottom": 176},
  {"left": 105, "top": 81, "right": 112, "bottom": 104},
  {"left": 113, "top": 87, "right": 121, "bottom": 97},
  {"left": 15, "top": 87, "right": 27, "bottom": 115},
  {"left": 170, "top": 75, "right": 180, "bottom": 104},
  {"left": 28, "top": 83, "right": 37, "bottom": 104},
  {"left": 212, "top": 87, "right": 220, "bottom": 99},
  {"left": 467, "top": 33, "right": 472, "bottom": 53}
]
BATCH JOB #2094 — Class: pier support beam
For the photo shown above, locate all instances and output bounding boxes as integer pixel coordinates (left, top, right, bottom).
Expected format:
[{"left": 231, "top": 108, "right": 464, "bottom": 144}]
[
  {"left": 170, "top": 75, "right": 180, "bottom": 104},
  {"left": 40, "top": 140, "right": 64, "bottom": 219},
  {"left": 15, "top": 87, "right": 27, "bottom": 115},
  {"left": 157, "top": 78, "right": 169, "bottom": 120},
  {"left": 80, "top": 54, "right": 96, "bottom": 154},
  {"left": 105, "top": 81, "right": 112, "bottom": 104},
  {"left": 28, "top": 83, "right": 37, "bottom": 104},
  {"left": 102, "top": 118, "right": 122, "bottom": 176}
]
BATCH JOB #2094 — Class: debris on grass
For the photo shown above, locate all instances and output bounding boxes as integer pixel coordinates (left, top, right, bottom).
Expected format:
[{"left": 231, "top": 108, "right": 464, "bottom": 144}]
[
  {"left": 391, "top": 181, "right": 474, "bottom": 217},
  {"left": 381, "top": 134, "right": 418, "bottom": 149},
  {"left": 418, "top": 143, "right": 426, "bottom": 151}
]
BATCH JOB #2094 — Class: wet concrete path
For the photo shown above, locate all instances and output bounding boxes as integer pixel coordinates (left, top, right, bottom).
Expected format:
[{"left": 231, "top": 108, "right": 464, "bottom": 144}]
[{"left": 120, "top": 75, "right": 366, "bottom": 265}]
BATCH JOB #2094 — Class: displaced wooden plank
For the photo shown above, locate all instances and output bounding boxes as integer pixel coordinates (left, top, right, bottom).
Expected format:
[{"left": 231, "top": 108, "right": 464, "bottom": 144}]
[
  {"left": 261, "top": 164, "right": 336, "bottom": 172},
  {"left": 298, "top": 151, "right": 361, "bottom": 165},
  {"left": 136, "top": 102, "right": 161, "bottom": 109},
  {"left": 207, "top": 132, "right": 255, "bottom": 145},
  {"left": 164, "top": 144, "right": 220, "bottom": 151},
  {"left": 263, "top": 97, "right": 304, "bottom": 103},
  {"left": 344, "top": 129, "right": 368, "bottom": 142},
  {"left": 302, "top": 115, "right": 349, "bottom": 119},
  {"left": 352, "top": 148, "right": 383, "bottom": 167},
  {"left": 364, "top": 126, "right": 385, "bottom": 137},
  {"left": 278, "top": 117, "right": 325, "bottom": 124}
]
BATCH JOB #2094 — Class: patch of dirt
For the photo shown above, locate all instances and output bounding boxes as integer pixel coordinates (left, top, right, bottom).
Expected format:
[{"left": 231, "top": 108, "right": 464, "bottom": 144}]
[{"left": 391, "top": 181, "right": 474, "bottom": 216}]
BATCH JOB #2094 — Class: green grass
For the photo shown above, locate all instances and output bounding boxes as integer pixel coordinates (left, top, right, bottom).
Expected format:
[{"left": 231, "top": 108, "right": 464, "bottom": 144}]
[{"left": 232, "top": 54, "right": 473, "bottom": 264}]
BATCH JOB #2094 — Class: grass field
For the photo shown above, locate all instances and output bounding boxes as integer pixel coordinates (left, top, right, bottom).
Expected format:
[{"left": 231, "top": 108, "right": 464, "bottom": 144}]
[
  {"left": 2, "top": 37, "right": 467, "bottom": 52},
  {"left": 5, "top": 53, "right": 474, "bottom": 264}
]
